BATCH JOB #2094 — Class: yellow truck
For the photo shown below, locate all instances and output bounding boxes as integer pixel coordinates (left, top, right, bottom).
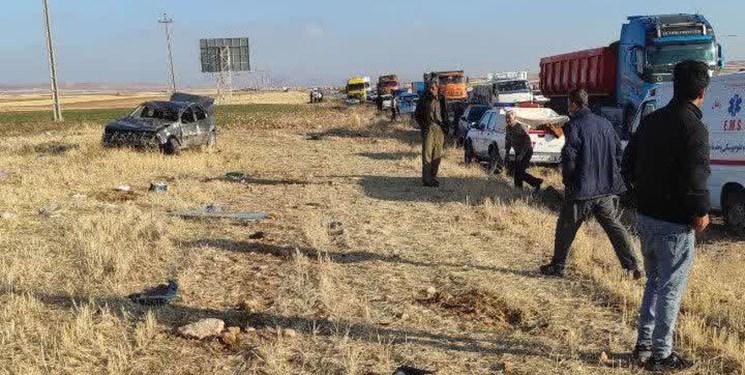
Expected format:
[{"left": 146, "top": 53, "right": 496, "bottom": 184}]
[{"left": 346, "top": 76, "right": 371, "bottom": 103}]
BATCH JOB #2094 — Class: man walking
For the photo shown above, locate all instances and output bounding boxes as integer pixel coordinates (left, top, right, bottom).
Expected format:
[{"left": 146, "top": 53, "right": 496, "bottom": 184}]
[
  {"left": 390, "top": 93, "right": 400, "bottom": 122},
  {"left": 622, "top": 60, "right": 711, "bottom": 371},
  {"left": 415, "top": 82, "right": 445, "bottom": 187},
  {"left": 504, "top": 111, "right": 543, "bottom": 192},
  {"left": 540, "top": 88, "right": 641, "bottom": 278}
]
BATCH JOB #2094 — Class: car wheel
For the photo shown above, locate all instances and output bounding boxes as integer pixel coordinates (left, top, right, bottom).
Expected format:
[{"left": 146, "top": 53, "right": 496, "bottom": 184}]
[
  {"left": 724, "top": 190, "right": 745, "bottom": 232},
  {"left": 464, "top": 140, "right": 475, "bottom": 164},
  {"left": 488, "top": 145, "right": 502, "bottom": 174},
  {"left": 162, "top": 137, "right": 180, "bottom": 155}
]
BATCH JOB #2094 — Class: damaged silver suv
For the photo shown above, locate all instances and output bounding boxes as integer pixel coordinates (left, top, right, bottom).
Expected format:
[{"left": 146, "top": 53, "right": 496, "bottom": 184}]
[{"left": 102, "top": 93, "right": 216, "bottom": 155}]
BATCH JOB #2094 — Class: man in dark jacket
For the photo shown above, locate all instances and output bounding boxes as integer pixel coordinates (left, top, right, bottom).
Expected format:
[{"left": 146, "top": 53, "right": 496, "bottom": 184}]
[
  {"left": 415, "top": 82, "right": 445, "bottom": 187},
  {"left": 504, "top": 111, "right": 543, "bottom": 192},
  {"left": 622, "top": 60, "right": 710, "bottom": 371},
  {"left": 540, "top": 88, "right": 640, "bottom": 278}
]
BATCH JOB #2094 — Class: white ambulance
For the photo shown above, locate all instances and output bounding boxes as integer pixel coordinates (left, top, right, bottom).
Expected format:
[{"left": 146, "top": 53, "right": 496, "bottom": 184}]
[{"left": 629, "top": 72, "right": 745, "bottom": 230}]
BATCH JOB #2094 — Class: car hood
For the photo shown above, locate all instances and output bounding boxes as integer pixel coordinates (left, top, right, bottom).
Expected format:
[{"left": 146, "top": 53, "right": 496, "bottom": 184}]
[{"left": 105, "top": 117, "right": 173, "bottom": 132}]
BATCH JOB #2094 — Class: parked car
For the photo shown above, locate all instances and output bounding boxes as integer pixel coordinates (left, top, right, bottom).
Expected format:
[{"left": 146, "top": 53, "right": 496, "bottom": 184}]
[
  {"left": 455, "top": 104, "right": 490, "bottom": 146},
  {"left": 626, "top": 72, "right": 745, "bottom": 231},
  {"left": 103, "top": 93, "right": 215, "bottom": 155},
  {"left": 464, "top": 107, "right": 568, "bottom": 169}
]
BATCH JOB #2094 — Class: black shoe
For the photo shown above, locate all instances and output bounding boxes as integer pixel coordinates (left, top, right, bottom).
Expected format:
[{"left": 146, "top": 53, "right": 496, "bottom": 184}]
[
  {"left": 632, "top": 344, "right": 652, "bottom": 365},
  {"left": 539, "top": 263, "right": 565, "bottom": 277},
  {"left": 431, "top": 180, "right": 440, "bottom": 187},
  {"left": 645, "top": 352, "right": 693, "bottom": 372}
]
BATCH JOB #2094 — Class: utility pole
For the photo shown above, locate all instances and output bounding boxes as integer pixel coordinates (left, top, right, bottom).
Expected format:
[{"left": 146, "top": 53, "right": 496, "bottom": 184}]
[
  {"left": 158, "top": 13, "right": 177, "bottom": 93},
  {"left": 42, "top": 0, "right": 62, "bottom": 122}
]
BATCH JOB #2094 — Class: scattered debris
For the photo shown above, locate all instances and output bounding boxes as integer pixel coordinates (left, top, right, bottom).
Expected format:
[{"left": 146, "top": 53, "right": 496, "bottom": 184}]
[
  {"left": 34, "top": 141, "right": 79, "bottom": 156},
  {"left": 70, "top": 193, "right": 86, "bottom": 199},
  {"left": 327, "top": 220, "right": 344, "bottom": 235},
  {"left": 128, "top": 280, "right": 179, "bottom": 305},
  {"left": 598, "top": 351, "right": 610, "bottom": 365},
  {"left": 1, "top": 212, "right": 16, "bottom": 220},
  {"left": 224, "top": 171, "right": 249, "bottom": 183},
  {"left": 38, "top": 205, "right": 61, "bottom": 218},
  {"left": 249, "top": 231, "right": 266, "bottom": 240},
  {"left": 393, "top": 365, "right": 435, "bottom": 375},
  {"left": 425, "top": 286, "right": 437, "bottom": 298},
  {"left": 205, "top": 203, "right": 221, "bottom": 213},
  {"left": 149, "top": 182, "right": 169, "bottom": 192},
  {"left": 178, "top": 318, "right": 225, "bottom": 340},
  {"left": 168, "top": 209, "right": 269, "bottom": 223},
  {"left": 116, "top": 185, "right": 132, "bottom": 192},
  {"left": 397, "top": 312, "right": 410, "bottom": 321}
]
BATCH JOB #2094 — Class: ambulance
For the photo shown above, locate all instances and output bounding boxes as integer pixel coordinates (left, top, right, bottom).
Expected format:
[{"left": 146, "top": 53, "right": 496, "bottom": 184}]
[{"left": 628, "top": 72, "right": 745, "bottom": 230}]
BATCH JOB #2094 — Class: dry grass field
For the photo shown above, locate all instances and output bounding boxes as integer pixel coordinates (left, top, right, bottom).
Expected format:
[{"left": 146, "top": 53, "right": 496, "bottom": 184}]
[{"left": 0, "top": 94, "right": 743, "bottom": 374}]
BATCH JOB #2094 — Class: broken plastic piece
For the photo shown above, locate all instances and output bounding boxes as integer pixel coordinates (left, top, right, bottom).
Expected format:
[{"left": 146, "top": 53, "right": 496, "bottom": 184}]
[{"left": 129, "top": 280, "right": 179, "bottom": 305}]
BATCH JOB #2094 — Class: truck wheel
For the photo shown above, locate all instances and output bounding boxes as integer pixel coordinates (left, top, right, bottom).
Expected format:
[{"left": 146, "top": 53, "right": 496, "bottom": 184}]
[
  {"left": 724, "top": 190, "right": 745, "bottom": 232},
  {"left": 162, "top": 137, "right": 180, "bottom": 155},
  {"left": 464, "top": 140, "right": 475, "bottom": 164}
]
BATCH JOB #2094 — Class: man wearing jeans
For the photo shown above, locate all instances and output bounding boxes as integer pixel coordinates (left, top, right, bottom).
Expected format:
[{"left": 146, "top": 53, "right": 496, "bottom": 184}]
[
  {"left": 622, "top": 60, "right": 711, "bottom": 371},
  {"left": 540, "top": 88, "right": 641, "bottom": 278}
]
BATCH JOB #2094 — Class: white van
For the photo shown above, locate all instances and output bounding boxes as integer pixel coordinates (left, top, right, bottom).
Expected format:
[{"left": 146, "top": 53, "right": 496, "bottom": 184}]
[{"left": 629, "top": 72, "right": 745, "bottom": 230}]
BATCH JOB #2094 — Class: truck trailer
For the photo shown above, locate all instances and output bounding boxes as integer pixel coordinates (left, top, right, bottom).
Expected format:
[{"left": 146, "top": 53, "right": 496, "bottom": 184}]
[{"left": 539, "top": 14, "right": 723, "bottom": 138}]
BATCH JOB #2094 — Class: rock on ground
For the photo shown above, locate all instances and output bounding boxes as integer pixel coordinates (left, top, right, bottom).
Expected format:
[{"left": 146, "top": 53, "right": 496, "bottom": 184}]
[{"left": 178, "top": 318, "right": 225, "bottom": 340}]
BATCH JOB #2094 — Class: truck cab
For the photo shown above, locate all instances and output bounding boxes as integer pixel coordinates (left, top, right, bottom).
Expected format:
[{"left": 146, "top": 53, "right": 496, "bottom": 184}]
[
  {"left": 618, "top": 14, "right": 723, "bottom": 131},
  {"left": 488, "top": 71, "right": 533, "bottom": 104},
  {"left": 377, "top": 74, "right": 400, "bottom": 95},
  {"left": 346, "top": 77, "right": 371, "bottom": 102}
]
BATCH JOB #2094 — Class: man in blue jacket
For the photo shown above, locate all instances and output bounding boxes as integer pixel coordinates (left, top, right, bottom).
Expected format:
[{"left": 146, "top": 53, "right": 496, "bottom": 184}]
[{"left": 540, "top": 88, "right": 641, "bottom": 279}]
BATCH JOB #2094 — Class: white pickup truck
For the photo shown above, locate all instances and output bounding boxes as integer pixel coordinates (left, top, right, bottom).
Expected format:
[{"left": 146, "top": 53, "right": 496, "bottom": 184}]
[{"left": 464, "top": 107, "right": 568, "bottom": 168}]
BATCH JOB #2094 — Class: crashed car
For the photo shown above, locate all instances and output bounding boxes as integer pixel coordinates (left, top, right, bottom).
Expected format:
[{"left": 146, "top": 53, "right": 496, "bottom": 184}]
[{"left": 102, "top": 93, "right": 215, "bottom": 155}]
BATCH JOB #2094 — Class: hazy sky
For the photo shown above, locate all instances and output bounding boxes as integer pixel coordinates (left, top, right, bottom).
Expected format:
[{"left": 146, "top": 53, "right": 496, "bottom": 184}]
[{"left": 2, "top": 0, "right": 744, "bottom": 87}]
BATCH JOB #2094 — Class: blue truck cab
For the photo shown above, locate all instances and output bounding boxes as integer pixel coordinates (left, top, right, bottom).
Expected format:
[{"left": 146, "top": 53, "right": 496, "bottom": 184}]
[{"left": 616, "top": 14, "right": 723, "bottom": 128}]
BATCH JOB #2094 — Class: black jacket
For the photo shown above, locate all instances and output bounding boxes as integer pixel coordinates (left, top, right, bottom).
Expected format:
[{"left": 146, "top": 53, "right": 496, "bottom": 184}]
[
  {"left": 562, "top": 107, "right": 626, "bottom": 200},
  {"left": 505, "top": 123, "right": 532, "bottom": 161},
  {"left": 622, "top": 99, "right": 711, "bottom": 225}
]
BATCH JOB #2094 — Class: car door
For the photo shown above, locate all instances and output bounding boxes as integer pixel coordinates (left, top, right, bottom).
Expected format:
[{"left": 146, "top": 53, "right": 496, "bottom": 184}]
[
  {"left": 473, "top": 111, "right": 494, "bottom": 157},
  {"left": 192, "top": 105, "right": 210, "bottom": 145},
  {"left": 485, "top": 112, "right": 499, "bottom": 153},
  {"left": 180, "top": 106, "right": 198, "bottom": 146},
  {"left": 492, "top": 111, "right": 508, "bottom": 159},
  {"left": 458, "top": 107, "right": 471, "bottom": 138}
]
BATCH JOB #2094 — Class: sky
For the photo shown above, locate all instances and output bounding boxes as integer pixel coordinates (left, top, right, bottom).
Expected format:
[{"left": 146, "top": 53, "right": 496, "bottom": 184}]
[{"left": 1, "top": 0, "right": 743, "bottom": 88}]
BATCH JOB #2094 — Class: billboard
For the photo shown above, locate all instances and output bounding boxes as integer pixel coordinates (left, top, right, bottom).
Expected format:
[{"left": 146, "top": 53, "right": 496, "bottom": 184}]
[{"left": 199, "top": 38, "right": 250, "bottom": 73}]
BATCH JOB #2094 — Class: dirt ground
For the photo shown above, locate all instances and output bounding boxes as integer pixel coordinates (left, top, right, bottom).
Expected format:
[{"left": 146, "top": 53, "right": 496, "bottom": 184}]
[{"left": 0, "top": 100, "right": 743, "bottom": 374}]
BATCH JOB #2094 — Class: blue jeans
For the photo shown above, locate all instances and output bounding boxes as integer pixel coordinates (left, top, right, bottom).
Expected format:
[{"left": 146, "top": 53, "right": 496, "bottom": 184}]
[{"left": 636, "top": 214, "right": 695, "bottom": 358}]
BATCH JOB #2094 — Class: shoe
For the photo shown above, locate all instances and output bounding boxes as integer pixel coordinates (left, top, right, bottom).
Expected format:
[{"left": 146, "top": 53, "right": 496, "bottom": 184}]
[
  {"left": 645, "top": 352, "right": 693, "bottom": 372},
  {"left": 632, "top": 344, "right": 652, "bottom": 365},
  {"left": 630, "top": 269, "right": 644, "bottom": 280},
  {"left": 539, "top": 263, "right": 565, "bottom": 277},
  {"left": 432, "top": 180, "right": 440, "bottom": 187},
  {"left": 533, "top": 180, "right": 543, "bottom": 195}
]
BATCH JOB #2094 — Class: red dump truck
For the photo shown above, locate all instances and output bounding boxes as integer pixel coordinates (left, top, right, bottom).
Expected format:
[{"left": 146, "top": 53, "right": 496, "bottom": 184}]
[{"left": 377, "top": 75, "right": 400, "bottom": 95}]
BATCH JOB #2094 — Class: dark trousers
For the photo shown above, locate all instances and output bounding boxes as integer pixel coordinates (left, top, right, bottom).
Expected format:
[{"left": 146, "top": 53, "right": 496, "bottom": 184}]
[
  {"left": 552, "top": 195, "right": 639, "bottom": 271},
  {"left": 514, "top": 149, "right": 542, "bottom": 188},
  {"left": 421, "top": 125, "right": 444, "bottom": 185}
]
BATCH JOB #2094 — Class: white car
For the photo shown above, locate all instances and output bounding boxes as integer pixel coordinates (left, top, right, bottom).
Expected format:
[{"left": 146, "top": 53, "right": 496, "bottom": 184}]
[
  {"left": 627, "top": 72, "right": 745, "bottom": 230},
  {"left": 464, "top": 107, "right": 568, "bottom": 168}
]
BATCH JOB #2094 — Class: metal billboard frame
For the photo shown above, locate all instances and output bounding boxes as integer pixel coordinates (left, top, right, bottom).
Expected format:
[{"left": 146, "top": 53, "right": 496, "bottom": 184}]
[{"left": 200, "top": 38, "right": 250, "bottom": 103}]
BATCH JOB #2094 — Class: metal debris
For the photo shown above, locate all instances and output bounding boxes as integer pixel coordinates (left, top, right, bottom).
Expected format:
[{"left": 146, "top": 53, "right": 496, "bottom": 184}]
[
  {"left": 116, "top": 185, "right": 132, "bottom": 192},
  {"left": 128, "top": 280, "right": 179, "bottom": 305},
  {"left": 149, "top": 182, "right": 169, "bottom": 192},
  {"left": 224, "top": 171, "right": 249, "bottom": 183},
  {"left": 168, "top": 209, "right": 269, "bottom": 223},
  {"left": 38, "top": 205, "right": 61, "bottom": 218},
  {"left": 327, "top": 220, "right": 344, "bottom": 235}
]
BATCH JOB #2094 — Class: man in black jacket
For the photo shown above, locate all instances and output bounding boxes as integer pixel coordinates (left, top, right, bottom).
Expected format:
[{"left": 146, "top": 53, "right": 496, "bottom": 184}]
[
  {"left": 504, "top": 111, "right": 543, "bottom": 192},
  {"left": 540, "top": 88, "right": 640, "bottom": 278},
  {"left": 622, "top": 60, "right": 710, "bottom": 371}
]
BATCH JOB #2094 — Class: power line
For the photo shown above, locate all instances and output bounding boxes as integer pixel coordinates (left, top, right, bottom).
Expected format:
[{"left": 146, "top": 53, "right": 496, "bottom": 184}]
[
  {"left": 158, "top": 13, "right": 177, "bottom": 93},
  {"left": 42, "top": 0, "right": 62, "bottom": 122}
]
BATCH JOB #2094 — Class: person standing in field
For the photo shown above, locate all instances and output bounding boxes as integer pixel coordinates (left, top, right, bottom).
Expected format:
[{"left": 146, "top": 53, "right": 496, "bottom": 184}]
[
  {"left": 415, "top": 81, "right": 445, "bottom": 187},
  {"left": 622, "top": 60, "right": 711, "bottom": 371},
  {"left": 540, "top": 88, "right": 641, "bottom": 279},
  {"left": 504, "top": 110, "right": 543, "bottom": 192},
  {"left": 390, "top": 92, "right": 400, "bottom": 122}
]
